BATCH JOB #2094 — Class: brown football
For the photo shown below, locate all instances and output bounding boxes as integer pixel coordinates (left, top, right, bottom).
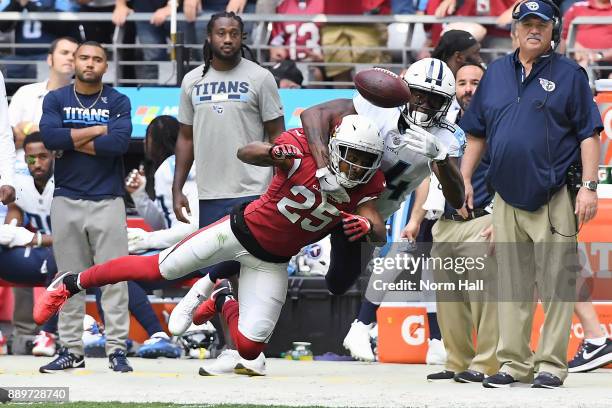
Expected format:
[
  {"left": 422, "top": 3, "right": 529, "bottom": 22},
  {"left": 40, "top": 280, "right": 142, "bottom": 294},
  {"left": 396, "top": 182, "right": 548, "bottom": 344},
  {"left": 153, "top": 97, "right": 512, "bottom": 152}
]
[{"left": 354, "top": 68, "right": 412, "bottom": 108}]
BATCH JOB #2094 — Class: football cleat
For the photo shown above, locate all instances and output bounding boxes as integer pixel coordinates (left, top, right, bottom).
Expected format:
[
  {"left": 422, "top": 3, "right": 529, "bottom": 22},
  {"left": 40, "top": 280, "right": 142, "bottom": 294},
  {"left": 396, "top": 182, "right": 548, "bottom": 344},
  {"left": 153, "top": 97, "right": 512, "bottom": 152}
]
[
  {"left": 199, "top": 349, "right": 241, "bottom": 376},
  {"left": 32, "top": 331, "right": 57, "bottom": 357},
  {"left": 193, "top": 279, "right": 234, "bottom": 325},
  {"left": 137, "top": 333, "right": 181, "bottom": 359},
  {"left": 169, "top": 278, "right": 215, "bottom": 336},
  {"left": 234, "top": 352, "right": 266, "bottom": 376},
  {"left": 343, "top": 319, "right": 375, "bottom": 362},
  {"left": 33, "top": 273, "right": 72, "bottom": 325}
]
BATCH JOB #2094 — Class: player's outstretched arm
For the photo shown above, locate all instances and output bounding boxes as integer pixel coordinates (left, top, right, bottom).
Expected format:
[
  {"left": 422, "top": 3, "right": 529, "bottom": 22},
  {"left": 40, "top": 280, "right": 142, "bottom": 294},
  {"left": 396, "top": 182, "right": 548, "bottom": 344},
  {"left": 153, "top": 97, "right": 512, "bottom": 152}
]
[
  {"left": 300, "top": 99, "right": 356, "bottom": 169},
  {"left": 432, "top": 156, "right": 464, "bottom": 209},
  {"left": 237, "top": 141, "right": 302, "bottom": 171}
]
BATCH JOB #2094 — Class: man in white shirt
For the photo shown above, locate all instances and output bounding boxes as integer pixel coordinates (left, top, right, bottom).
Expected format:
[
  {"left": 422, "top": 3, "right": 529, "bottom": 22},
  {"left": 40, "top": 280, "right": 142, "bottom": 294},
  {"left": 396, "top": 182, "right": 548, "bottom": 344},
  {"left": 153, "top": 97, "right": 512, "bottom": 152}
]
[
  {"left": 5, "top": 36, "right": 78, "bottom": 354},
  {"left": 9, "top": 37, "right": 78, "bottom": 176}
]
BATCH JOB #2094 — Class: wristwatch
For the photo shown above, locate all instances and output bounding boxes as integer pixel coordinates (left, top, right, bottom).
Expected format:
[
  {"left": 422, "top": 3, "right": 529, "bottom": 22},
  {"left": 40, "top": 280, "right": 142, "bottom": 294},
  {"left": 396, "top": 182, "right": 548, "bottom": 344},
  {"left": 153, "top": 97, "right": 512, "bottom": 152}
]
[{"left": 582, "top": 180, "right": 598, "bottom": 191}]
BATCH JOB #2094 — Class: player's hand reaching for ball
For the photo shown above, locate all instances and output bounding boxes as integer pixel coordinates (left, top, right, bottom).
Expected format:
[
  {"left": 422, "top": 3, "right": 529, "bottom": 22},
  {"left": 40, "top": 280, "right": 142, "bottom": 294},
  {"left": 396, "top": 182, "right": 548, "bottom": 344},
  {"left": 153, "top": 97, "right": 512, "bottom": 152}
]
[
  {"left": 316, "top": 167, "right": 350, "bottom": 204},
  {"left": 340, "top": 211, "right": 372, "bottom": 242},
  {"left": 404, "top": 125, "right": 448, "bottom": 161},
  {"left": 270, "top": 144, "right": 304, "bottom": 160}
]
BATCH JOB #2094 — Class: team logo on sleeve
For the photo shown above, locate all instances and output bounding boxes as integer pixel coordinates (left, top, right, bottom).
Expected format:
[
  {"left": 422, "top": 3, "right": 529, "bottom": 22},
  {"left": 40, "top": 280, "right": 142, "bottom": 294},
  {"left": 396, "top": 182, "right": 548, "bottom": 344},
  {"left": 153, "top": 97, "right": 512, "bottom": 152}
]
[{"left": 539, "top": 78, "right": 556, "bottom": 92}]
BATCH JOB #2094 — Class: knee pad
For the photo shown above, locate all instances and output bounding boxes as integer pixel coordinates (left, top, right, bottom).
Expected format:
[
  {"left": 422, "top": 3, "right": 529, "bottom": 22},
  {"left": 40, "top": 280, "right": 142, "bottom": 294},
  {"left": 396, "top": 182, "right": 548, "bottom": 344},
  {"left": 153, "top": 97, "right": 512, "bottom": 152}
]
[{"left": 238, "top": 316, "right": 276, "bottom": 344}]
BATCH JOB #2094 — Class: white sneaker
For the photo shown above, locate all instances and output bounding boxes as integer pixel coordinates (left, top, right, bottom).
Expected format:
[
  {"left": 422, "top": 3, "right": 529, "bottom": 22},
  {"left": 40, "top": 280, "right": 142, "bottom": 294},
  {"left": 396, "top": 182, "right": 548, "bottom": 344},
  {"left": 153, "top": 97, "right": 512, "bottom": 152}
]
[
  {"left": 343, "top": 319, "right": 375, "bottom": 362},
  {"left": 32, "top": 331, "right": 57, "bottom": 357},
  {"left": 426, "top": 338, "right": 447, "bottom": 365},
  {"left": 198, "top": 349, "right": 240, "bottom": 376},
  {"left": 169, "top": 278, "right": 214, "bottom": 336},
  {"left": 234, "top": 352, "right": 266, "bottom": 376}
]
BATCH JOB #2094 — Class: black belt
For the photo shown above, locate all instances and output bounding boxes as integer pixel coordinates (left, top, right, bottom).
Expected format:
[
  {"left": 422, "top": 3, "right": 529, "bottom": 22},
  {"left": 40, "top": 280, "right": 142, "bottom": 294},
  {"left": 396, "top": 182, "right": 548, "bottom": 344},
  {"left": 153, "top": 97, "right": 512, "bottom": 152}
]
[{"left": 442, "top": 208, "right": 489, "bottom": 222}]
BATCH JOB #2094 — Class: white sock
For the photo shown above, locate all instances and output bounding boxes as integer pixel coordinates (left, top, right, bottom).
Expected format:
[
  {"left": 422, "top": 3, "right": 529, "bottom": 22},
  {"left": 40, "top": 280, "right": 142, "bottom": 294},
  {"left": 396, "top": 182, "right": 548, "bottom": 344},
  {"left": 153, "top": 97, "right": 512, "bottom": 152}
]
[{"left": 585, "top": 337, "right": 606, "bottom": 346}]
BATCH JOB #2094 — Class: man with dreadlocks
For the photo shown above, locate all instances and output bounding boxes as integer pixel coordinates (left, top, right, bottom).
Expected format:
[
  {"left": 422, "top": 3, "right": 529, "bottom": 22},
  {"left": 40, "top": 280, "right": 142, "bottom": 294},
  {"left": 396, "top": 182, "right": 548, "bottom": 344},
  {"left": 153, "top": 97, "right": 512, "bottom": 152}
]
[{"left": 171, "top": 11, "right": 285, "bottom": 375}]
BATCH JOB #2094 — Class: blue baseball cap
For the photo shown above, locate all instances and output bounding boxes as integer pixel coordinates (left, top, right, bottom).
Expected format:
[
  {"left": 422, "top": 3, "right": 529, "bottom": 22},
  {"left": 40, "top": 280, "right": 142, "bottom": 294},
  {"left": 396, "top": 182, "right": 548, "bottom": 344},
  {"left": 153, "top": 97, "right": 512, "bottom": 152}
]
[{"left": 516, "top": 0, "right": 554, "bottom": 21}]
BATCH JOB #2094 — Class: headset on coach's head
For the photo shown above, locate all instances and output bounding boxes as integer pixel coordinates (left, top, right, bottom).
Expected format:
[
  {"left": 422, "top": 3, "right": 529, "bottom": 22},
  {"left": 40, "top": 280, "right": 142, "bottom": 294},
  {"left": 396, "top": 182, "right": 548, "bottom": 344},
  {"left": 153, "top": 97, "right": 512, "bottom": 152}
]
[{"left": 511, "top": 0, "right": 562, "bottom": 49}]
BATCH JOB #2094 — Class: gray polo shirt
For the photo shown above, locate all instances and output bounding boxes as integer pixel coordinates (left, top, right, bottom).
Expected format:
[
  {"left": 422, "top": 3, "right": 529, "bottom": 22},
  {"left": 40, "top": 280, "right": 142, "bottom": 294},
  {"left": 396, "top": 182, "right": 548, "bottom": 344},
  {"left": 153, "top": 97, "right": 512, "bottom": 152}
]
[{"left": 178, "top": 58, "right": 284, "bottom": 199}]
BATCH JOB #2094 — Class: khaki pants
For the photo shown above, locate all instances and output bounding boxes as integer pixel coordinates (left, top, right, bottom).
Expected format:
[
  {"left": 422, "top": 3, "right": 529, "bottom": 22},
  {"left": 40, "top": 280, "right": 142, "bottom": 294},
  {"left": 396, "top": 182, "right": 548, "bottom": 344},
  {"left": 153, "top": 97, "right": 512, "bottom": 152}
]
[
  {"left": 494, "top": 187, "right": 577, "bottom": 382},
  {"left": 51, "top": 197, "right": 129, "bottom": 356},
  {"left": 431, "top": 214, "right": 499, "bottom": 375}
]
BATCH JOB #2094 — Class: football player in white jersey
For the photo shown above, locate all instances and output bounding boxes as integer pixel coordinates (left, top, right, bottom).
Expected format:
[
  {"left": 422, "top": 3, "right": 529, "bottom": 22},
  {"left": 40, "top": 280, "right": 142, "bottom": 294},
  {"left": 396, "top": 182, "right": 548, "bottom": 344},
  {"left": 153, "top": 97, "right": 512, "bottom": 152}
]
[
  {"left": 300, "top": 58, "right": 466, "bottom": 361},
  {"left": 125, "top": 115, "right": 199, "bottom": 253},
  {"left": 0, "top": 133, "right": 181, "bottom": 360}
]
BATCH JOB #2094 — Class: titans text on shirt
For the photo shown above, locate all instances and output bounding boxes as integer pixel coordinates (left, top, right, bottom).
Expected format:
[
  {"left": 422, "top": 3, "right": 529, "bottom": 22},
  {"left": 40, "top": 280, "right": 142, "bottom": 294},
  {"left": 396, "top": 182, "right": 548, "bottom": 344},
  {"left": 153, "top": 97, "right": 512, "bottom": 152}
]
[
  {"left": 39, "top": 85, "right": 132, "bottom": 200},
  {"left": 459, "top": 50, "right": 603, "bottom": 211}
]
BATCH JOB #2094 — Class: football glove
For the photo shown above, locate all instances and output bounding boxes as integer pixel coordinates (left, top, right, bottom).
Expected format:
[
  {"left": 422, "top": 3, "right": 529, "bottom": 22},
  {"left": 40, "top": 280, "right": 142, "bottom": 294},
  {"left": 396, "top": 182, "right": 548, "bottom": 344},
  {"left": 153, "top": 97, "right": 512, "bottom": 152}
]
[
  {"left": 270, "top": 144, "right": 304, "bottom": 160},
  {"left": 316, "top": 167, "right": 350, "bottom": 204},
  {"left": 125, "top": 168, "right": 146, "bottom": 196},
  {"left": 404, "top": 125, "right": 448, "bottom": 161},
  {"left": 127, "top": 227, "right": 151, "bottom": 253},
  {"left": 0, "top": 219, "right": 35, "bottom": 247},
  {"left": 340, "top": 211, "right": 371, "bottom": 242}
]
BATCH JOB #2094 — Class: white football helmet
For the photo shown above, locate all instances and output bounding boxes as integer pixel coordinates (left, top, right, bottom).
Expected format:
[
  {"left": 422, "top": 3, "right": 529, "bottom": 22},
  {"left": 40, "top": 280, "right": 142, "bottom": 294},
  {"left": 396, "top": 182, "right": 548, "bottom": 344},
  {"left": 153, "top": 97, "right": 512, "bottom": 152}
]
[
  {"left": 329, "top": 114, "right": 384, "bottom": 189},
  {"left": 401, "top": 58, "right": 455, "bottom": 128}
]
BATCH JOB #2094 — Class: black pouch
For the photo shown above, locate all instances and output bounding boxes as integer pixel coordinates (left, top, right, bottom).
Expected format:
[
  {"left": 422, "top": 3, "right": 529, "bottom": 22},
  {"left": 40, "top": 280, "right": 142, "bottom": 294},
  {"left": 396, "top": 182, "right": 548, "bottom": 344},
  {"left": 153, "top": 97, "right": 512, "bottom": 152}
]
[{"left": 566, "top": 162, "right": 582, "bottom": 207}]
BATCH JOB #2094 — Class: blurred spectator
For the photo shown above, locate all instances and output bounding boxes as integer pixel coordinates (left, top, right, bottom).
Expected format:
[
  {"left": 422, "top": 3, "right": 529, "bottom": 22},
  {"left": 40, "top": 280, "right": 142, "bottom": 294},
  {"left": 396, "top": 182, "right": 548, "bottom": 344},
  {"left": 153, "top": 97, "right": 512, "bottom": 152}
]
[
  {"left": 560, "top": 0, "right": 580, "bottom": 14},
  {"left": 9, "top": 37, "right": 78, "bottom": 176},
  {"left": 268, "top": 59, "right": 304, "bottom": 88},
  {"left": 77, "top": 0, "right": 116, "bottom": 44},
  {"left": 321, "top": 1, "right": 391, "bottom": 84},
  {"left": 431, "top": 30, "right": 483, "bottom": 75},
  {"left": 269, "top": 0, "right": 323, "bottom": 62},
  {"left": 183, "top": 0, "right": 258, "bottom": 59},
  {"left": 560, "top": 0, "right": 612, "bottom": 78},
  {"left": 426, "top": 0, "right": 517, "bottom": 60},
  {"left": 255, "top": 0, "right": 280, "bottom": 13},
  {"left": 269, "top": 0, "right": 324, "bottom": 84},
  {"left": 0, "top": 0, "right": 81, "bottom": 93},
  {"left": 112, "top": 0, "right": 173, "bottom": 82},
  {"left": 392, "top": 0, "right": 422, "bottom": 14}
]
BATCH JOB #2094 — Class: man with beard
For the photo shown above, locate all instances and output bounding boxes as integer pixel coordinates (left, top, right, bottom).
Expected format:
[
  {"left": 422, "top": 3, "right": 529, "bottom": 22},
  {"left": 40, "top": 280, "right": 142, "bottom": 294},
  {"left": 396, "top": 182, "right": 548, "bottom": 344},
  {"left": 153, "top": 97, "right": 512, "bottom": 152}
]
[
  {"left": 423, "top": 63, "right": 500, "bottom": 383},
  {"left": 39, "top": 41, "right": 133, "bottom": 373},
  {"left": 171, "top": 12, "right": 285, "bottom": 375}
]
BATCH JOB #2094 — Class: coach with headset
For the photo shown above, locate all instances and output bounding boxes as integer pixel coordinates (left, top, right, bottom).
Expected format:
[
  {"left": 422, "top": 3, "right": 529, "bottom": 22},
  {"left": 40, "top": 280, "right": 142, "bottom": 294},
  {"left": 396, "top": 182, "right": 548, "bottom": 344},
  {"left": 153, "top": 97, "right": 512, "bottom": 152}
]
[{"left": 459, "top": 0, "right": 603, "bottom": 388}]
